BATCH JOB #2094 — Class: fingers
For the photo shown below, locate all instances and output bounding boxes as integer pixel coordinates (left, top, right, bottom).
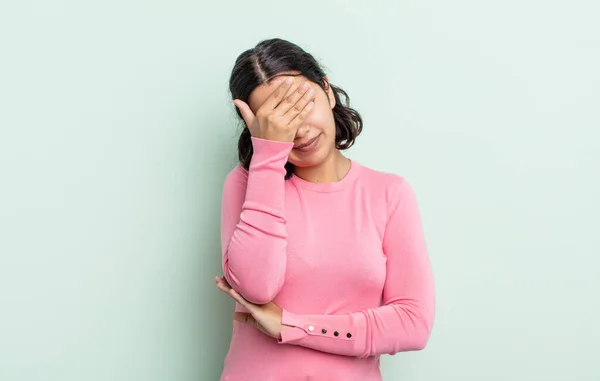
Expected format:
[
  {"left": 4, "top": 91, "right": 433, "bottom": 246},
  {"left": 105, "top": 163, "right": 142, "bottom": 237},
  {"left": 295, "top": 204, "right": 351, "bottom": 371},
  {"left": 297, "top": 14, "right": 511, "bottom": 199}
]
[
  {"left": 260, "top": 77, "right": 295, "bottom": 112},
  {"left": 215, "top": 275, "right": 255, "bottom": 311},
  {"left": 228, "top": 288, "right": 254, "bottom": 310},
  {"left": 215, "top": 276, "right": 234, "bottom": 297},
  {"left": 276, "top": 82, "right": 315, "bottom": 118},
  {"left": 283, "top": 85, "right": 315, "bottom": 126},
  {"left": 215, "top": 276, "right": 230, "bottom": 291}
]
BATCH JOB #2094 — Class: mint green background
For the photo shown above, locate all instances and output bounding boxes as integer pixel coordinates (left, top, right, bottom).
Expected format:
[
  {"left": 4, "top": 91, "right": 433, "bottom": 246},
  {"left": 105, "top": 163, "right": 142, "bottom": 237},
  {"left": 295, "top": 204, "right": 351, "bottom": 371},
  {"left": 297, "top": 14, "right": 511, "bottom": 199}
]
[{"left": 1, "top": 1, "right": 599, "bottom": 380}]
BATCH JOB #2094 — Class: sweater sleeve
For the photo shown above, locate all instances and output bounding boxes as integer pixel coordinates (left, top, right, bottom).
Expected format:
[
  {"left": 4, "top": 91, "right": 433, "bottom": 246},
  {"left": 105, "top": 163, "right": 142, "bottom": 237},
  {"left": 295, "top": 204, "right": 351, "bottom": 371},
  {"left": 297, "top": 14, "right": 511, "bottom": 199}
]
[
  {"left": 277, "top": 177, "right": 435, "bottom": 357},
  {"left": 221, "top": 136, "right": 294, "bottom": 304}
]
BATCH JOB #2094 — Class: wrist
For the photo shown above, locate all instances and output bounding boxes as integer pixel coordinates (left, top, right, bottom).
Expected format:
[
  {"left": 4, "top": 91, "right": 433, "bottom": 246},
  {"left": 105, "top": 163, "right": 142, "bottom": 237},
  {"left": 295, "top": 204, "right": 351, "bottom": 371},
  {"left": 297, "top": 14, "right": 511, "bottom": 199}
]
[{"left": 249, "top": 137, "right": 294, "bottom": 168}]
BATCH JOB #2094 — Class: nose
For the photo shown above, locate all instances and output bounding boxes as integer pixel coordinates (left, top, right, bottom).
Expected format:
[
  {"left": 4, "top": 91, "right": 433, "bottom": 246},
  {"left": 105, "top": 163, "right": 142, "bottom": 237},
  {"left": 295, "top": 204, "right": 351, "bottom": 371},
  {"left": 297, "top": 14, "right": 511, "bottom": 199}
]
[{"left": 294, "top": 125, "right": 310, "bottom": 140}]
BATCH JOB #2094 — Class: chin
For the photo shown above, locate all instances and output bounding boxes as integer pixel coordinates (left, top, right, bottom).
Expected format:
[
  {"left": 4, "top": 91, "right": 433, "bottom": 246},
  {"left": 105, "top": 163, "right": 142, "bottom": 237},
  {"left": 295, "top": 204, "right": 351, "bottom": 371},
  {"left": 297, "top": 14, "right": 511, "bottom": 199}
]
[{"left": 288, "top": 148, "right": 331, "bottom": 168}]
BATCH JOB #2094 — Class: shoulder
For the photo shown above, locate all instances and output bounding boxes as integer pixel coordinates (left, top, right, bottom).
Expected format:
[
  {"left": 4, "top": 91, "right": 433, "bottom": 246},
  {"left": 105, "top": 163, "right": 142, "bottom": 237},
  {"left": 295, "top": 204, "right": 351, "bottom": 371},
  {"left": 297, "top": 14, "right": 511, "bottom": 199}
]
[
  {"left": 355, "top": 161, "right": 411, "bottom": 191},
  {"left": 354, "top": 161, "right": 416, "bottom": 207}
]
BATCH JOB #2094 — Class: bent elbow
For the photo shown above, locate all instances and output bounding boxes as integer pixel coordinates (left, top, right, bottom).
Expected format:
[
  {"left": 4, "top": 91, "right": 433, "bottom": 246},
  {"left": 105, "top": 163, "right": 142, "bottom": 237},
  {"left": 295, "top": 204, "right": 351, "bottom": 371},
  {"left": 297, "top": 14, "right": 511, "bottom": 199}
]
[
  {"left": 409, "top": 316, "right": 434, "bottom": 351},
  {"left": 410, "top": 302, "right": 435, "bottom": 351},
  {"left": 223, "top": 265, "right": 285, "bottom": 304},
  {"left": 410, "top": 331, "right": 431, "bottom": 351},
  {"left": 387, "top": 315, "right": 434, "bottom": 354},
  {"left": 387, "top": 329, "right": 431, "bottom": 355},
  {"left": 240, "top": 282, "right": 282, "bottom": 304}
]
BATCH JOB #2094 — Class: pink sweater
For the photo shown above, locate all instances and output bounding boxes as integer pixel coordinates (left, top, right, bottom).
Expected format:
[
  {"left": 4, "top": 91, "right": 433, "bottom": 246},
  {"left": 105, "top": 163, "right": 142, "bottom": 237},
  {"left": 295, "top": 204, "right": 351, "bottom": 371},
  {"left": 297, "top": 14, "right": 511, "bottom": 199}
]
[{"left": 219, "top": 137, "right": 435, "bottom": 381}]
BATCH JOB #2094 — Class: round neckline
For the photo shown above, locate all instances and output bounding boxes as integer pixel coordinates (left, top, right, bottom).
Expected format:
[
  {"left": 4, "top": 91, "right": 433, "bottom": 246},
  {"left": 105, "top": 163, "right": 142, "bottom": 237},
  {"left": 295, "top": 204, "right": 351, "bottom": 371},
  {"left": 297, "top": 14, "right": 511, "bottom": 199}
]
[{"left": 289, "top": 159, "right": 360, "bottom": 192}]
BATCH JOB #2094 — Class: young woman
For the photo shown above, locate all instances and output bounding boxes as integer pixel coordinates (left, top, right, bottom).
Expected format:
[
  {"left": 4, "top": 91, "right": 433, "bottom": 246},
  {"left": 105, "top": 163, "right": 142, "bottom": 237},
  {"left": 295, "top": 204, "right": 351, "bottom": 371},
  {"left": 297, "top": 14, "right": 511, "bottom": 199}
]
[{"left": 215, "top": 38, "right": 435, "bottom": 381}]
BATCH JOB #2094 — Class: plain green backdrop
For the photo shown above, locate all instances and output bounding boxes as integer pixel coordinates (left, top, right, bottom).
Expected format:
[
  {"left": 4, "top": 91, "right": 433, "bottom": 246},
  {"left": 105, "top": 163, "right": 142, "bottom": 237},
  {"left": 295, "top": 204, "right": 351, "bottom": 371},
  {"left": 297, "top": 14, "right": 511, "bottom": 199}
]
[{"left": 1, "top": 0, "right": 599, "bottom": 380}]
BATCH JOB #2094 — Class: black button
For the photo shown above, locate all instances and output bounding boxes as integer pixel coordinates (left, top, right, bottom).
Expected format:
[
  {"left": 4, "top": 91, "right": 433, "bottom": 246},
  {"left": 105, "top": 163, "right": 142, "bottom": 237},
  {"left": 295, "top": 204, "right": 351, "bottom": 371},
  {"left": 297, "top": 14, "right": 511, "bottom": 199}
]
[
  {"left": 321, "top": 328, "right": 327, "bottom": 334},
  {"left": 346, "top": 333, "right": 352, "bottom": 338},
  {"left": 334, "top": 331, "right": 339, "bottom": 336}
]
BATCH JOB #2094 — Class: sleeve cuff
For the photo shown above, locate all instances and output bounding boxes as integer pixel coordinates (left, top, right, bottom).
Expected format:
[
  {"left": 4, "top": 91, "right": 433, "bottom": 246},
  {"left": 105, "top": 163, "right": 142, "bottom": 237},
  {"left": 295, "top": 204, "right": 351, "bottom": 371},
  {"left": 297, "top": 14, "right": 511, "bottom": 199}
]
[
  {"left": 278, "top": 309, "right": 308, "bottom": 344},
  {"left": 278, "top": 327, "right": 307, "bottom": 343},
  {"left": 250, "top": 136, "right": 294, "bottom": 155}
]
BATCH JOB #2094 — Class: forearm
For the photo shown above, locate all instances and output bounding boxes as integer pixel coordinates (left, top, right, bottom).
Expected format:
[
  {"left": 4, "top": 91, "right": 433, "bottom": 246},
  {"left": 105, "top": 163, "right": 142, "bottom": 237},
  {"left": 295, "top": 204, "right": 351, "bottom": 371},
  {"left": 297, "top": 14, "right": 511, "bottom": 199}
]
[
  {"left": 221, "top": 137, "right": 294, "bottom": 304},
  {"left": 278, "top": 296, "right": 435, "bottom": 358}
]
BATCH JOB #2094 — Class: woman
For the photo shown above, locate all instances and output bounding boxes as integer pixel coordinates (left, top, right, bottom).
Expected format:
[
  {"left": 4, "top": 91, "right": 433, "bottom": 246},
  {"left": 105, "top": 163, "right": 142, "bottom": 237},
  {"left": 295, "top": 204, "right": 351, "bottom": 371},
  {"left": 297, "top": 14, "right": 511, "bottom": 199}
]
[{"left": 215, "top": 38, "right": 435, "bottom": 381}]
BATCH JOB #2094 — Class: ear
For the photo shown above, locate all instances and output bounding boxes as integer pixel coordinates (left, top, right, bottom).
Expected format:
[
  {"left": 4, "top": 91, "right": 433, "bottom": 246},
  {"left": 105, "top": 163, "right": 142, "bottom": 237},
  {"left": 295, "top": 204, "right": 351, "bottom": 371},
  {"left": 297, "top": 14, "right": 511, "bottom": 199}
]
[{"left": 323, "top": 76, "right": 336, "bottom": 109}]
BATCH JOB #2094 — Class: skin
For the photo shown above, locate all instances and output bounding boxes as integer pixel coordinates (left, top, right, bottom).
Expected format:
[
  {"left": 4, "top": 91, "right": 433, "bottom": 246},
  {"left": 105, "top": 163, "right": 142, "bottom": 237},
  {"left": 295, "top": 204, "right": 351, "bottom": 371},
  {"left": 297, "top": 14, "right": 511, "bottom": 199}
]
[
  {"left": 215, "top": 275, "right": 290, "bottom": 340},
  {"left": 219, "top": 72, "right": 355, "bottom": 338},
  {"left": 234, "top": 71, "right": 352, "bottom": 184}
]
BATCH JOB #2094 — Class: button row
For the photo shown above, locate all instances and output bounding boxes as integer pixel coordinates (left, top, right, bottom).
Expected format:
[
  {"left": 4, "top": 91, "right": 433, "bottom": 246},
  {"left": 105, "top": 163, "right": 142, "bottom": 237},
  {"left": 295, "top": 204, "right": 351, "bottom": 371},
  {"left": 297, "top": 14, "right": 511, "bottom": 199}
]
[{"left": 307, "top": 325, "right": 351, "bottom": 338}]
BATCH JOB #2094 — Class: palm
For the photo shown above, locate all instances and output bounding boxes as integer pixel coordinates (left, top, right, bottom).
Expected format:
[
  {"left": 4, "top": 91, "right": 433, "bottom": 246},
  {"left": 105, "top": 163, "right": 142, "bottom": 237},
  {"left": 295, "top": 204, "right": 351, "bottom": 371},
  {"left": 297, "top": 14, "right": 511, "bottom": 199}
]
[{"left": 237, "top": 302, "right": 281, "bottom": 337}]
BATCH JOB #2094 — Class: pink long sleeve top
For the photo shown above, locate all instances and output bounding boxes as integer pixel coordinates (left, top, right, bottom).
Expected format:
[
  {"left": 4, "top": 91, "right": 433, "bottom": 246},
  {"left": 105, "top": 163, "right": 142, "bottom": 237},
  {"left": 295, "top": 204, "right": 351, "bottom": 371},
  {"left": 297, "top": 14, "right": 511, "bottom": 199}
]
[{"left": 219, "top": 137, "right": 435, "bottom": 381}]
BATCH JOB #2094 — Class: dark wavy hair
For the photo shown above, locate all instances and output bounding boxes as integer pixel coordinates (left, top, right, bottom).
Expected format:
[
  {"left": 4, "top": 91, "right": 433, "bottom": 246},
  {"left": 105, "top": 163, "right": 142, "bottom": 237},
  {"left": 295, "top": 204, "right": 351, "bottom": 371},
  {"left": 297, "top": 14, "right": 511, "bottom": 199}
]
[{"left": 228, "top": 38, "right": 363, "bottom": 179}]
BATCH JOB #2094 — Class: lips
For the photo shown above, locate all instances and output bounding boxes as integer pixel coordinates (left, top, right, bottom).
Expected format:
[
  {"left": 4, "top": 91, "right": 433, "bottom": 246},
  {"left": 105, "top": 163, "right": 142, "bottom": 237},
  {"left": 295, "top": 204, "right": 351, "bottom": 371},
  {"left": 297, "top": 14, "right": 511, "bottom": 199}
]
[{"left": 294, "top": 135, "right": 320, "bottom": 150}]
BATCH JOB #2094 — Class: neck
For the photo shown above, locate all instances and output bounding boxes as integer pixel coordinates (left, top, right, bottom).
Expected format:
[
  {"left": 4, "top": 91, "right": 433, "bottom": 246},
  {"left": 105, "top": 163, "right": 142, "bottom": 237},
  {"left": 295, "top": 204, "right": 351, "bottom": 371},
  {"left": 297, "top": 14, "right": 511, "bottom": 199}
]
[{"left": 293, "top": 150, "right": 351, "bottom": 184}]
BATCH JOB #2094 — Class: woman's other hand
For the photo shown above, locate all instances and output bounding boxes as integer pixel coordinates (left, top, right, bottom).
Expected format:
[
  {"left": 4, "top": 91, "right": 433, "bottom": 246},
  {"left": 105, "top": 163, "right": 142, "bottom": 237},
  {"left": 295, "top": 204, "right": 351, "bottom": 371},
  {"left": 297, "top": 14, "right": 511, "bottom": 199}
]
[{"left": 215, "top": 276, "right": 293, "bottom": 340}]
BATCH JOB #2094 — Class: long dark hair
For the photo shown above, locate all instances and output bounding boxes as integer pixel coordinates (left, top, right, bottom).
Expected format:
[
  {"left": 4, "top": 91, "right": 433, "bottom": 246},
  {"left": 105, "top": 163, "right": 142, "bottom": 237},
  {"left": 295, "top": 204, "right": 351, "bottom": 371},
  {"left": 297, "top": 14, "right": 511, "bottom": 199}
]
[{"left": 229, "top": 38, "right": 363, "bottom": 179}]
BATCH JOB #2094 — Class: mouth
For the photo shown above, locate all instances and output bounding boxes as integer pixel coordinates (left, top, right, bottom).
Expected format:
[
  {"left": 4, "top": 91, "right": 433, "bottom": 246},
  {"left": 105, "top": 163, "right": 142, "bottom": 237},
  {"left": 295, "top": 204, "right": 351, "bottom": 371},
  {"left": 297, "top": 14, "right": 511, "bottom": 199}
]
[{"left": 293, "top": 135, "right": 320, "bottom": 151}]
